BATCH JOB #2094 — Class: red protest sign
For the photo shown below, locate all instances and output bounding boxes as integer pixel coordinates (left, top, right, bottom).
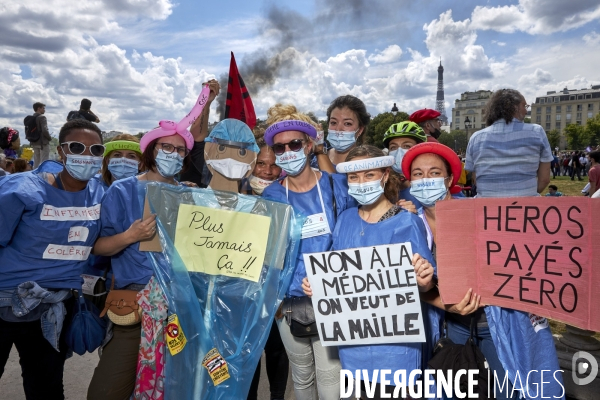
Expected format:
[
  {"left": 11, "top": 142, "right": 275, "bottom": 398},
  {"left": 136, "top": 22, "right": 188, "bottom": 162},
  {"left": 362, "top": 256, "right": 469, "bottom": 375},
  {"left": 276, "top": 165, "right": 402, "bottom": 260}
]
[{"left": 436, "top": 197, "right": 600, "bottom": 331}]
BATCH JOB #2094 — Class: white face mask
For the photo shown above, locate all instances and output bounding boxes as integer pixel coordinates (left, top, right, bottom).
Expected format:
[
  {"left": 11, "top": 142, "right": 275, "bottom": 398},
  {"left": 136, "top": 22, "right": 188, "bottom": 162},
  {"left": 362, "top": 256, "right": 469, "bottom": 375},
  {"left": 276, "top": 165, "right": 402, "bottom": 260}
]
[
  {"left": 206, "top": 158, "right": 254, "bottom": 180},
  {"left": 248, "top": 175, "right": 275, "bottom": 195}
]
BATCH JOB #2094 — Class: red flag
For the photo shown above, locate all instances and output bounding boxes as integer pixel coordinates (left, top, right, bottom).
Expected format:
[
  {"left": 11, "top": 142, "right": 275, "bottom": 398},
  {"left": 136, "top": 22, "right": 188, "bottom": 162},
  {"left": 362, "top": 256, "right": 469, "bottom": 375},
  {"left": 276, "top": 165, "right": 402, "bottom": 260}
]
[{"left": 225, "top": 52, "right": 256, "bottom": 130}]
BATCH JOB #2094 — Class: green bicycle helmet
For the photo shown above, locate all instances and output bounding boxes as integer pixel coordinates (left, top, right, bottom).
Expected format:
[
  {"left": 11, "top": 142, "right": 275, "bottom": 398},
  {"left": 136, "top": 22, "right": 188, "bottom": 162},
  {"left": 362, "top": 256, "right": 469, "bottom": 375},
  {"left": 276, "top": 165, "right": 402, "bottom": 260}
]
[{"left": 382, "top": 121, "right": 426, "bottom": 148}]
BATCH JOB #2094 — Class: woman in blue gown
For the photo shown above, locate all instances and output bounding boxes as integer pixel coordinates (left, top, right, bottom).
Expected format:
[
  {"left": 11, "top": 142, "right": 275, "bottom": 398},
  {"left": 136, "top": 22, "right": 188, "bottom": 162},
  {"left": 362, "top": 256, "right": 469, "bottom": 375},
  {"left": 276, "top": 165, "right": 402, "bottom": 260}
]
[{"left": 304, "top": 145, "right": 437, "bottom": 399}]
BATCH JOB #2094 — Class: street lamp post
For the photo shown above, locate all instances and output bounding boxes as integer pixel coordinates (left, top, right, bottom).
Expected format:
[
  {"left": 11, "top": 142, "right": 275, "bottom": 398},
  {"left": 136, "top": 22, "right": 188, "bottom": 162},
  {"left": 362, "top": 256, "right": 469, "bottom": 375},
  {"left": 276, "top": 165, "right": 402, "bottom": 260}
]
[
  {"left": 391, "top": 103, "right": 399, "bottom": 122},
  {"left": 464, "top": 116, "right": 472, "bottom": 153}
]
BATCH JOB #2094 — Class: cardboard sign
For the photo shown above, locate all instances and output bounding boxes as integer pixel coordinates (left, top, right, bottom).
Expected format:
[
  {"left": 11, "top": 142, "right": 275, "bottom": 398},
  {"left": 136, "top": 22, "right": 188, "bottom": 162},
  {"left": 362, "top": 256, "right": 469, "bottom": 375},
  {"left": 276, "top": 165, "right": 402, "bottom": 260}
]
[
  {"left": 139, "top": 195, "right": 162, "bottom": 252},
  {"left": 436, "top": 197, "right": 600, "bottom": 331},
  {"left": 303, "top": 243, "right": 426, "bottom": 347},
  {"left": 174, "top": 204, "right": 271, "bottom": 282}
]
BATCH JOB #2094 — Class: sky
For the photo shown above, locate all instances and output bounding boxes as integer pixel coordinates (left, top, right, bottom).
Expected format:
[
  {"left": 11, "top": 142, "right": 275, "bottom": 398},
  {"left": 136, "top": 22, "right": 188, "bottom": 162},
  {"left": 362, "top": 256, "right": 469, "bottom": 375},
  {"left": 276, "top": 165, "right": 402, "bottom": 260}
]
[{"left": 1, "top": 0, "right": 599, "bottom": 139}]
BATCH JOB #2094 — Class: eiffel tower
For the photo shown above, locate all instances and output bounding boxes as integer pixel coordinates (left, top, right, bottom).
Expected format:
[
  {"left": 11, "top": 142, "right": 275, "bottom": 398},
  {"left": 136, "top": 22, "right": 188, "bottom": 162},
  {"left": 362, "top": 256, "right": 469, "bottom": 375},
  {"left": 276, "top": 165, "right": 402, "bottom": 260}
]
[{"left": 435, "top": 58, "right": 448, "bottom": 124}]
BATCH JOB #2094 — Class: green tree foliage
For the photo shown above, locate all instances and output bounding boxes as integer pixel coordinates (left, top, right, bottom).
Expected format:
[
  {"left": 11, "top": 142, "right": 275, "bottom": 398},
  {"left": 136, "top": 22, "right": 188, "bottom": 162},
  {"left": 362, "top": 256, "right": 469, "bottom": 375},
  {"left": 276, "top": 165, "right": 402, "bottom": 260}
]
[
  {"left": 438, "top": 130, "right": 468, "bottom": 154},
  {"left": 564, "top": 124, "right": 590, "bottom": 150},
  {"left": 585, "top": 114, "right": 600, "bottom": 147},
  {"left": 366, "top": 111, "right": 409, "bottom": 148},
  {"left": 545, "top": 129, "right": 561, "bottom": 150}
]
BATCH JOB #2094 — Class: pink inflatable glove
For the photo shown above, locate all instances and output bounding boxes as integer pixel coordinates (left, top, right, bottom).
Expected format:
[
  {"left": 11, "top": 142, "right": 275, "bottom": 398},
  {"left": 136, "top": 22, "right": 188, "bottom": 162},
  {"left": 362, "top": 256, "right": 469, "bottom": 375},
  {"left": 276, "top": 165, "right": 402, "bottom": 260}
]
[{"left": 140, "top": 85, "right": 211, "bottom": 152}]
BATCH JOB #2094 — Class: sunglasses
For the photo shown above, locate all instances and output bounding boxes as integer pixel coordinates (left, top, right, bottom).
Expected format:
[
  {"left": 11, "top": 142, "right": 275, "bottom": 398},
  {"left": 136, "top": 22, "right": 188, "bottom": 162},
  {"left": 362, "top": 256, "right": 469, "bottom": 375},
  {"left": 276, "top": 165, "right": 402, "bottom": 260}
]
[
  {"left": 61, "top": 141, "right": 105, "bottom": 157},
  {"left": 272, "top": 139, "right": 306, "bottom": 156},
  {"left": 155, "top": 142, "right": 189, "bottom": 157}
]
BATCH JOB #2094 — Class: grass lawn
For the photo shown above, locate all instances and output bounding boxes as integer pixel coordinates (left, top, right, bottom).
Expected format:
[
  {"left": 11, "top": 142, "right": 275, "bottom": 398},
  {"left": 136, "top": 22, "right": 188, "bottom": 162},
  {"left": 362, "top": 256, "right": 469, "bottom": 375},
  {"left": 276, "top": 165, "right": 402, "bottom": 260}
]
[
  {"left": 542, "top": 175, "right": 598, "bottom": 338},
  {"left": 543, "top": 175, "right": 590, "bottom": 197}
]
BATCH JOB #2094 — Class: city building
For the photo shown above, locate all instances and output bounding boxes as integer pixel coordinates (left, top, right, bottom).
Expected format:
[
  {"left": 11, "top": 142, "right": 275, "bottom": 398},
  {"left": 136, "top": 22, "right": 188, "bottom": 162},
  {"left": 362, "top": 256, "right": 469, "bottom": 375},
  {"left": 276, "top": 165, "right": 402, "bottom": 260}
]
[
  {"left": 531, "top": 85, "right": 600, "bottom": 148},
  {"left": 451, "top": 90, "right": 493, "bottom": 139}
]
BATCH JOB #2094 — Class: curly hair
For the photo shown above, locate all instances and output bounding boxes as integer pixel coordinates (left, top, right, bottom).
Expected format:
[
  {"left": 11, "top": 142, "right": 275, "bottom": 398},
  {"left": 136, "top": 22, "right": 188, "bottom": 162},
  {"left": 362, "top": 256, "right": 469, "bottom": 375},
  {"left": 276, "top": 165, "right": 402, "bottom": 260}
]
[
  {"left": 345, "top": 145, "right": 399, "bottom": 203},
  {"left": 327, "top": 95, "right": 370, "bottom": 145},
  {"left": 58, "top": 119, "right": 103, "bottom": 144},
  {"left": 266, "top": 104, "right": 321, "bottom": 129},
  {"left": 483, "top": 88, "right": 524, "bottom": 126}
]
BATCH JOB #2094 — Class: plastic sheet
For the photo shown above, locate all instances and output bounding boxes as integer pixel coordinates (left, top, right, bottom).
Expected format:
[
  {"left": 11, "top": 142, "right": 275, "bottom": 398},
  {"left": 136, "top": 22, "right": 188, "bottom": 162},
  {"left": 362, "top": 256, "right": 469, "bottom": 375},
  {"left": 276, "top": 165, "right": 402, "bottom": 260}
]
[{"left": 139, "top": 182, "right": 302, "bottom": 399}]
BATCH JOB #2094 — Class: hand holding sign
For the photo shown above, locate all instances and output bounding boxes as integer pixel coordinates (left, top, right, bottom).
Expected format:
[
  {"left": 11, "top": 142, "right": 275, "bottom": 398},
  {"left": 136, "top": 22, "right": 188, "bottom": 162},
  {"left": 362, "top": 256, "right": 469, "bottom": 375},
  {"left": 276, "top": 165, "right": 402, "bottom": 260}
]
[
  {"left": 436, "top": 197, "right": 600, "bottom": 332},
  {"left": 126, "top": 214, "right": 157, "bottom": 243},
  {"left": 303, "top": 243, "right": 426, "bottom": 347}
]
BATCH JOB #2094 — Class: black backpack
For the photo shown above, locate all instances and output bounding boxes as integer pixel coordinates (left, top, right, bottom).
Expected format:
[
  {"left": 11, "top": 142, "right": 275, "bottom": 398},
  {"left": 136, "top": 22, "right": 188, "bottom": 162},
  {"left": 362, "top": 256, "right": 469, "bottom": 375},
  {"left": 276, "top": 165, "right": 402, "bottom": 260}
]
[
  {"left": 427, "top": 318, "right": 493, "bottom": 399},
  {"left": 23, "top": 115, "right": 40, "bottom": 142},
  {"left": 67, "top": 110, "right": 85, "bottom": 121}
]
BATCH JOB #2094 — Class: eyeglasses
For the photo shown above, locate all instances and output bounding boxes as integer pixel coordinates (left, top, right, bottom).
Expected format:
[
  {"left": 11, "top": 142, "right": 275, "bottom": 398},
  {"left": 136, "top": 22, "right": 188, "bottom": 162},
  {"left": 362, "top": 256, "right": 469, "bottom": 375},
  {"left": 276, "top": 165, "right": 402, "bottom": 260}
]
[
  {"left": 272, "top": 139, "right": 306, "bottom": 156},
  {"left": 155, "top": 142, "right": 189, "bottom": 157},
  {"left": 61, "top": 141, "right": 106, "bottom": 157}
]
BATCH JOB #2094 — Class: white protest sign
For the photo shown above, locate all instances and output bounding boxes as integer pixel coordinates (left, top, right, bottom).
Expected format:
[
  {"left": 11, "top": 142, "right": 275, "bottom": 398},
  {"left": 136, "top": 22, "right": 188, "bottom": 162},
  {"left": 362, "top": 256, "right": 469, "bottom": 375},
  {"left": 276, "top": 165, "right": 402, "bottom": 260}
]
[{"left": 303, "top": 243, "right": 425, "bottom": 347}]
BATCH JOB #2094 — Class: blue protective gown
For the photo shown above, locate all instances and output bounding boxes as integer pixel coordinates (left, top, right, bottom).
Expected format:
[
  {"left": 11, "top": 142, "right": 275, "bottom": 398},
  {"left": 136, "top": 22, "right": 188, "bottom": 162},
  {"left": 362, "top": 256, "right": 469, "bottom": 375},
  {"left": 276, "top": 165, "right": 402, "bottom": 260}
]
[
  {"left": 331, "top": 207, "right": 436, "bottom": 383},
  {"left": 262, "top": 171, "right": 356, "bottom": 296},
  {"left": 399, "top": 186, "right": 421, "bottom": 208},
  {"left": 0, "top": 172, "right": 105, "bottom": 290},
  {"left": 99, "top": 176, "right": 153, "bottom": 288}
]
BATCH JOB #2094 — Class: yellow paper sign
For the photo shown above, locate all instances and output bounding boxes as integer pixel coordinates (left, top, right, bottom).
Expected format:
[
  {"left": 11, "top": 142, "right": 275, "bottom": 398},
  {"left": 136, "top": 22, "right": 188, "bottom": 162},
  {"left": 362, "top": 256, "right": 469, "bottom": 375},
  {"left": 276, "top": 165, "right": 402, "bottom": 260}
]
[
  {"left": 165, "top": 314, "right": 186, "bottom": 356},
  {"left": 202, "top": 348, "right": 230, "bottom": 386},
  {"left": 174, "top": 204, "right": 271, "bottom": 282}
]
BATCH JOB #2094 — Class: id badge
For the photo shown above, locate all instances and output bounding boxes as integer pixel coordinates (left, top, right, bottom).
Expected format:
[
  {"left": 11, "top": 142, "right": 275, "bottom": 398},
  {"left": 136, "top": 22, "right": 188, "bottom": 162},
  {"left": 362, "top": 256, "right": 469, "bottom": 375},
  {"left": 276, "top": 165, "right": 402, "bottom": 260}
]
[{"left": 301, "top": 213, "right": 331, "bottom": 239}]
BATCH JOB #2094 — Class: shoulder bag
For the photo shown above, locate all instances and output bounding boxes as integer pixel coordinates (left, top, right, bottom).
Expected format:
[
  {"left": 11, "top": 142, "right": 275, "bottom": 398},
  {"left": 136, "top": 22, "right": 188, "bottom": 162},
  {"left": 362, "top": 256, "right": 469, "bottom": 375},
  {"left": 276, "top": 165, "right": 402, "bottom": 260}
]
[
  {"left": 99, "top": 276, "right": 141, "bottom": 326},
  {"left": 65, "top": 292, "right": 107, "bottom": 355},
  {"left": 281, "top": 173, "right": 337, "bottom": 338}
]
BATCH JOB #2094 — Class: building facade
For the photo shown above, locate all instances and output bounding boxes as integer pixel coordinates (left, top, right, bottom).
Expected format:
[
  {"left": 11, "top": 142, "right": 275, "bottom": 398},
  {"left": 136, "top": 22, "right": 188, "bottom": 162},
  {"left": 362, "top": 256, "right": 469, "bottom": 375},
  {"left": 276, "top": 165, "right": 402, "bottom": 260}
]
[
  {"left": 451, "top": 90, "right": 493, "bottom": 139},
  {"left": 531, "top": 86, "right": 600, "bottom": 148}
]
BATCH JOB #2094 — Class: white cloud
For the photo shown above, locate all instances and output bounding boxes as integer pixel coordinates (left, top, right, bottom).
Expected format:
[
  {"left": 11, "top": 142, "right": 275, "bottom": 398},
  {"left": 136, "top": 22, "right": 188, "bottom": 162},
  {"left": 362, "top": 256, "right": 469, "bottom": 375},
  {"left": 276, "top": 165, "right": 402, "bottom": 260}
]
[
  {"left": 471, "top": 0, "right": 600, "bottom": 34},
  {"left": 492, "top": 40, "right": 507, "bottom": 46},
  {"left": 518, "top": 68, "right": 553, "bottom": 87},
  {"left": 583, "top": 31, "right": 600, "bottom": 45},
  {"left": 368, "top": 45, "right": 403, "bottom": 64}
]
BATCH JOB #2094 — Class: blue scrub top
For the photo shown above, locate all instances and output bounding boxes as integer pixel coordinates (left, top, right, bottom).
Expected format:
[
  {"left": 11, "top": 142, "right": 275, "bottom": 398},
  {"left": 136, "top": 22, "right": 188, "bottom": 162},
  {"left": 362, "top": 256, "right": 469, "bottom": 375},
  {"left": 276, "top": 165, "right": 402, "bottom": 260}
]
[
  {"left": 0, "top": 172, "right": 105, "bottom": 290},
  {"left": 399, "top": 186, "right": 421, "bottom": 208},
  {"left": 262, "top": 171, "right": 356, "bottom": 296},
  {"left": 100, "top": 176, "right": 153, "bottom": 289},
  {"left": 332, "top": 207, "right": 436, "bottom": 381}
]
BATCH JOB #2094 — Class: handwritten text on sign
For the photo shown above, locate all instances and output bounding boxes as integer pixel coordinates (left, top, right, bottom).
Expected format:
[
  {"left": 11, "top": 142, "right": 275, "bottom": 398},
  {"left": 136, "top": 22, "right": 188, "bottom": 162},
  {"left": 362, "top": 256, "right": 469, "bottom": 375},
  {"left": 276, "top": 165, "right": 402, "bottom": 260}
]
[
  {"left": 436, "top": 198, "right": 600, "bottom": 332},
  {"left": 174, "top": 204, "right": 271, "bottom": 282},
  {"left": 303, "top": 243, "right": 425, "bottom": 347}
]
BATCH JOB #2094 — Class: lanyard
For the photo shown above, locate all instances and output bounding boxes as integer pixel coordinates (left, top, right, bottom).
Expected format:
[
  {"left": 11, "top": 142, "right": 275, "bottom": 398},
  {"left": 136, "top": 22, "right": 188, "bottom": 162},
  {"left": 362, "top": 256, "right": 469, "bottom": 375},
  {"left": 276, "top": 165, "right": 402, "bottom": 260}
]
[{"left": 286, "top": 170, "right": 331, "bottom": 237}]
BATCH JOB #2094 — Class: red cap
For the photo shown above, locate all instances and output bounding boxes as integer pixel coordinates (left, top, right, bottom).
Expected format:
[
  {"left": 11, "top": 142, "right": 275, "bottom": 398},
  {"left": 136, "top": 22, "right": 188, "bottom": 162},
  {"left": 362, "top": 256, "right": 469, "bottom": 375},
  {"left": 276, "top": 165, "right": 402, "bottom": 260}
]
[
  {"left": 401, "top": 142, "right": 463, "bottom": 194},
  {"left": 409, "top": 109, "right": 441, "bottom": 124}
]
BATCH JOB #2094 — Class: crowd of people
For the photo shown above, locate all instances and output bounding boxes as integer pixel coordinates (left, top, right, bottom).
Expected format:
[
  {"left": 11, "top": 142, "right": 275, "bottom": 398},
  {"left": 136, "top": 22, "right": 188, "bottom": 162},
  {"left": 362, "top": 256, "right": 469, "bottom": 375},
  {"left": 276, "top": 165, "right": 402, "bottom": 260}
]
[{"left": 0, "top": 83, "right": 597, "bottom": 400}]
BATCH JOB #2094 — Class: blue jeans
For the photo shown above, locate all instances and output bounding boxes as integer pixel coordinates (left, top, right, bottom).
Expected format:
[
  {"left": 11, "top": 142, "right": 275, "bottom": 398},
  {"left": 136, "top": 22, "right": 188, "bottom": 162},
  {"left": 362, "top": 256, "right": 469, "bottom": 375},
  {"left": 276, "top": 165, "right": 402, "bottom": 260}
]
[{"left": 446, "top": 320, "right": 517, "bottom": 400}]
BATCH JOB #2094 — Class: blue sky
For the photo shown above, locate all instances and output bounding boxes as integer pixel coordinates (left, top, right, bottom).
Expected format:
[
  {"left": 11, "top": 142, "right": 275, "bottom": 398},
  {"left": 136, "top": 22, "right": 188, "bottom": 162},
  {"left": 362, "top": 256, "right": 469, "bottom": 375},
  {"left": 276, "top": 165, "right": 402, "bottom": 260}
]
[{"left": 1, "top": 0, "right": 599, "bottom": 137}]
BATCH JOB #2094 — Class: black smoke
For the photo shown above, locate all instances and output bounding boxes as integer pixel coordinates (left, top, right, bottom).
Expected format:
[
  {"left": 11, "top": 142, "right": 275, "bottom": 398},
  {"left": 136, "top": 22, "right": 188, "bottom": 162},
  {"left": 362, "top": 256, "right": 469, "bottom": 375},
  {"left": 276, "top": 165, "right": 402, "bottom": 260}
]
[{"left": 216, "top": 0, "right": 404, "bottom": 119}]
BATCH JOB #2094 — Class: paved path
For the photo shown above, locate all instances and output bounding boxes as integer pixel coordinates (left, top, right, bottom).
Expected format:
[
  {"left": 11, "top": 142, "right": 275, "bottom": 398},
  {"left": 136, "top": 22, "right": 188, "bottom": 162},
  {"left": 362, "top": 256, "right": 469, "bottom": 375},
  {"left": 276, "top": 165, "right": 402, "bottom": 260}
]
[{"left": 1, "top": 346, "right": 295, "bottom": 399}]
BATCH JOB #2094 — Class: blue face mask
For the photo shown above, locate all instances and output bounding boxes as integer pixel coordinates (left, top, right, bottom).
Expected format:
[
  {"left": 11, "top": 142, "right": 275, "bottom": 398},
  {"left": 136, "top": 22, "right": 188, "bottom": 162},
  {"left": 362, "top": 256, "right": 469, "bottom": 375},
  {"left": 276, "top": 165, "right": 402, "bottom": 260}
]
[
  {"left": 409, "top": 177, "right": 448, "bottom": 207},
  {"left": 64, "top": 154, "right": 103, "bottom": 181},
  {"left": 389, "top": 148, "right": 408, "bottom": 174},
  {"left": 275, "top": 150, "right": 307, "bottom": 176},
  {"left": 108, "top": 157, "right": 139, "bottom": 180},
  {"left": 348, "top": 177, "right": 385, "bottom": 205},
  {"left": 327, "top": 130, "right": 356, "bottom": 152},
  {"left": 155, "top": 149, "right": 184, "bottom": 178}
]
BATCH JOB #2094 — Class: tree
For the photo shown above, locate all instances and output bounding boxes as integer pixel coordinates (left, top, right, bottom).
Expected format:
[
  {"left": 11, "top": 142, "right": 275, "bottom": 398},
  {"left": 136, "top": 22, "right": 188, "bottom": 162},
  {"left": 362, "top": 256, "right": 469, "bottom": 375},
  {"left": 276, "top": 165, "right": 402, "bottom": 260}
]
[
  {"left": 585, "top": 114, "right": 600, "bottom": 147},
  {"left": 365, "top": 111, "right": 409, "bottom": 148},
  {"left": 545, "top": 129, "right": 561, "bottom": 150},
  {"left": 438, "top": 130, "right": 468, "bottom": 154},
  {"left": 564, "top": 124, "right": 590, "bottom": 150}
]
